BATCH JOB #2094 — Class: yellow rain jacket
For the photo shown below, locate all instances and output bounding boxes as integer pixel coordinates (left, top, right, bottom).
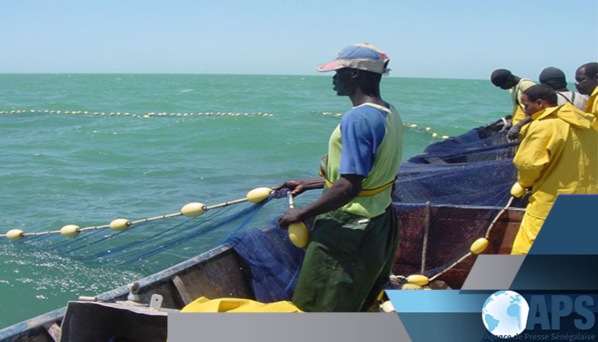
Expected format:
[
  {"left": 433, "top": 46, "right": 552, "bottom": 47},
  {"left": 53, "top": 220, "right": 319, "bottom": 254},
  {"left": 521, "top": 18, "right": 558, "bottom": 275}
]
[
  {"left": 511, "top": 79, "right": 536, "bottom": 125},
  {"left": 512, "top": 103, "right": 598, "bottom": 253},
  {"left": 585, "top": 87, "right": 598, "bottom": 131}
]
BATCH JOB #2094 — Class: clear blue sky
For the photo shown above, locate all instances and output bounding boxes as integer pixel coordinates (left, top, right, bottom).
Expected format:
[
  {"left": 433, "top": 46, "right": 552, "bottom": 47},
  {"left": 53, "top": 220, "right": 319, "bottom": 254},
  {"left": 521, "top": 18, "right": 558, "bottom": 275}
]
[{"left": 1, "top": 0, "right": 597, "bottom": 80}]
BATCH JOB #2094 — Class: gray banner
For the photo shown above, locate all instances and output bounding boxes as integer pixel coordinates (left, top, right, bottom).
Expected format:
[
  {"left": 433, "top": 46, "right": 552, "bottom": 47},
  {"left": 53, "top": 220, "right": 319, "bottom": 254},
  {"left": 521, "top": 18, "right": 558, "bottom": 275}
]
[
  {"left": 461, "top": 255, "right": 526, "bottom": 290},
  {"left": 168, "top": 312, "right": 411, "bottom": 342}
]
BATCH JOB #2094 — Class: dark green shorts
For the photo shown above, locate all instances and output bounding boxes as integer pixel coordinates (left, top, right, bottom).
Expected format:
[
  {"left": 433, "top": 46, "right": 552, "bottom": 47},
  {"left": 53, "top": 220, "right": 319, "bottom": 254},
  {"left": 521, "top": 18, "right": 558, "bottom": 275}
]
[{"left": 292, "top": 205, "right": 399, "bottom": 312}]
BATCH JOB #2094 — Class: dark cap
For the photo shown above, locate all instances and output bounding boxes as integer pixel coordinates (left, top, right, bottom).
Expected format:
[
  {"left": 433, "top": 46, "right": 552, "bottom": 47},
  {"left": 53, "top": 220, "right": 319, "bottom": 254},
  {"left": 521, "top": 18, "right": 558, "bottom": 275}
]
[
  {"left": 490, "top": 69, "right": 513, "bottom": 87},
  {"left": 539, "top": 67, "right": 566, "bottom": 88}
]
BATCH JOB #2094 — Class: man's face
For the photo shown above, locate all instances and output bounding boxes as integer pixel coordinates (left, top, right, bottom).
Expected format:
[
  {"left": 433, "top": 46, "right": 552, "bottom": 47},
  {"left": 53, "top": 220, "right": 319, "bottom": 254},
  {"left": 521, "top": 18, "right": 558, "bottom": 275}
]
[
  {"left": 332, "top": 68, "right": 355, "bottom": 96},
  {"left": 495, "top": 76, "right": 516, "bottom": 90},
  {"left": 575, "top": 67, "right": 598, "bottom": 95},
  {"left": 498, "top": 80, "right": 513, "bottom": 90},
  {"left": 521, "top": 94, "right": 543, "bottom": 116}
]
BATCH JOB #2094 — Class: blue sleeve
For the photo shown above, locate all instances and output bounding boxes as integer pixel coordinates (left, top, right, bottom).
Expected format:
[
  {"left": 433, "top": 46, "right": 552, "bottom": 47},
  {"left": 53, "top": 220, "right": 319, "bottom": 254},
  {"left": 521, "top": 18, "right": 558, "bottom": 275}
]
[{"left": 339, "top": 106, "right": 387, "bottom": 177}]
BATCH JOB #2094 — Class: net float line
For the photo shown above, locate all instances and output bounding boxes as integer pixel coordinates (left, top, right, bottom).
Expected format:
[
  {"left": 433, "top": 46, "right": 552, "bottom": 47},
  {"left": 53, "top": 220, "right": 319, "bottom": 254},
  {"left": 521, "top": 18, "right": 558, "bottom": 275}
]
[
  {"left": 320, "top": 112, "right": 449, "bottom": 140},
  {"left": 0, "top": 109, "right": 274, "bottom": 118},
  {"left": 2, "top": 187, "right": 273, "bottom": 242},
  {"left": 390, "top": 195, "right": 518, "bottom": 289},
  {"left": 2, "top": 109, "right": 449, "bottom": 140}
]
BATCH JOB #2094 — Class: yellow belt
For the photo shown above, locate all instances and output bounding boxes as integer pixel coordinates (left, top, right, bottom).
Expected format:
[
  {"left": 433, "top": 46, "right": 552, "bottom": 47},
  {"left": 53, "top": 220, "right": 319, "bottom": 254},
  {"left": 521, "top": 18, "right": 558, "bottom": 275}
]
[{"left": 319, "top": 168, "right": 395, "bottom": 197}]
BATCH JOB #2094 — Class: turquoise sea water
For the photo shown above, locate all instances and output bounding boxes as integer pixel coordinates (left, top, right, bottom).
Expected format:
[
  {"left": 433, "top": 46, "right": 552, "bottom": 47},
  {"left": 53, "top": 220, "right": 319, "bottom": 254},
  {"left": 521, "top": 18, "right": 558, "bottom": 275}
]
[{"left": 0, "top": 74, "right": 509, "bottom": 328}]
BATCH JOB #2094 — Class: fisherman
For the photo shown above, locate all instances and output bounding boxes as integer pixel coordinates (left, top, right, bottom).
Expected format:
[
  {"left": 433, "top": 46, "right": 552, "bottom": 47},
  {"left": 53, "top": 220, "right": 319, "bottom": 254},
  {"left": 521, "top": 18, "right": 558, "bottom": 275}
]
[
  {"left": 490, "top": 69, "right": 536, "bottom": 140},
  {"left": 510, "top": 84, "right": 598, "bottom": 255},
  {"left": 276, "top": 43, "right": 403, "bottom": 312},
  {"left": 575, "top": 62, "right": 598, "bottom": 130},
  {"left": 539, "top": 66, "right": 587, "bottom": 110}
]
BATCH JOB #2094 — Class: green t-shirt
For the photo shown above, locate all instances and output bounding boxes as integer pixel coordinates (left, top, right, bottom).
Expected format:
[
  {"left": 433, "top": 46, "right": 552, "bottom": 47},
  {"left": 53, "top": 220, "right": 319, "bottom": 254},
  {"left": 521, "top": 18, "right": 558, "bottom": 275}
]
[{"left": 322, "top": 103, "right": 403, "bottom": 218}]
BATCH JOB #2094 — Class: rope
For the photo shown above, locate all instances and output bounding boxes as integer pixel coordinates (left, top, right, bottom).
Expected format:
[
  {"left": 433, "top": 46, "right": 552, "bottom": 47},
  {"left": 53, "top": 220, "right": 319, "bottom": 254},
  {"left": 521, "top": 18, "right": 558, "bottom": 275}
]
[
  {"left": 0, "top": 109, "right": 274, "bottom": 118},
  {"left": 288, "top": 193, "right": 296, "bottom": 209},
  {"left": 403, "top": 122, "right": 450, "bottom": 140},
  {"left": 1, "top": 108, "right": 451, "bottom": 140},
  {"left": 1, "top": 187, "right": 274, "bottom": 241},
  {"left": 321, "top": 112, "right": 449, "bottom": 140},
  {"left": 485, "top": 196, "right": 515, "bottom": 238}
]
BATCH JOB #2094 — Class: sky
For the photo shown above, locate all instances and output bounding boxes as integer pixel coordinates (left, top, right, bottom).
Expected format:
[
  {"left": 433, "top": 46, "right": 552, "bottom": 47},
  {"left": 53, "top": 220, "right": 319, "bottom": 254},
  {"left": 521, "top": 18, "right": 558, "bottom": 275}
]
[{"left": 1, "top": 0, "right": 597, "bottom": 80}]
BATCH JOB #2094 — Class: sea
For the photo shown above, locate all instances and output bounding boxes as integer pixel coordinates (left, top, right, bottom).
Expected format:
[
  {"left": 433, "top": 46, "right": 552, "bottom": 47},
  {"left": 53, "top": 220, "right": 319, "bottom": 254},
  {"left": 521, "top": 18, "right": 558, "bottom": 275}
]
[{"left": 0, "top": 73, "right": 510, "bottom": 328}]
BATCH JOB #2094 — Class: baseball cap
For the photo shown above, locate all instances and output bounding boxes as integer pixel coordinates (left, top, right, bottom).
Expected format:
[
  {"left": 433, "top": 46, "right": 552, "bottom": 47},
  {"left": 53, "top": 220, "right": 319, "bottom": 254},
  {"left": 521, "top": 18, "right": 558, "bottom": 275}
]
[{"left": 316, "top": 43, "right": 390, "bottom": 75}]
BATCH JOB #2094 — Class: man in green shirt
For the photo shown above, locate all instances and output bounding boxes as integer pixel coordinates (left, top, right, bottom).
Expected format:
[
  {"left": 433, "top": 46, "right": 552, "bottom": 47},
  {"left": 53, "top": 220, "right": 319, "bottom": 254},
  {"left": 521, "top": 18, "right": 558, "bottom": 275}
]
[{"left": 276, "top": 43, "right": 403, "bottom": 312}]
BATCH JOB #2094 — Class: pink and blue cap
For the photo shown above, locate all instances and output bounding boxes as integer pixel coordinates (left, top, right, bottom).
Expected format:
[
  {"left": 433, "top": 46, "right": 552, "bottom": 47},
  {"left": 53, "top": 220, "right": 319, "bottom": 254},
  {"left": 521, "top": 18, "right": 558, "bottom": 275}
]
[{"left": 316, "top": 43, "right": 390, "bottom": 75}]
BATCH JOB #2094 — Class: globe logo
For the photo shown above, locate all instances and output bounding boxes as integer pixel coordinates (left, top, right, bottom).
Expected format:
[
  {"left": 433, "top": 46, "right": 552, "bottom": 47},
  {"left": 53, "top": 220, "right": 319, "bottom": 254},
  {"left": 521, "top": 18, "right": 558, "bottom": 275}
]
[{"left": 482, "top": 290, "right": 530, "bottom": 338}]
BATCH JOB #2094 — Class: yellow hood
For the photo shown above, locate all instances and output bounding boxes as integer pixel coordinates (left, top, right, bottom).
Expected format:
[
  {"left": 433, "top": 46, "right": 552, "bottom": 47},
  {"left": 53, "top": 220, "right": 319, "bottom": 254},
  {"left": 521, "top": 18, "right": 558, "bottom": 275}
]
[{"left": 533, "top": 102, "right": 595, "bottom": 130}]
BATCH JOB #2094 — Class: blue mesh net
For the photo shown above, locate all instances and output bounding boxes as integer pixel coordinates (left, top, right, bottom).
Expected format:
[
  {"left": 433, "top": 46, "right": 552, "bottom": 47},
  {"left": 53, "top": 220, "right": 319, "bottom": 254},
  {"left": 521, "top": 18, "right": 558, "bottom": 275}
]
[
  {"left": 228, "top": 220, "right": 304, "bottom": 302},
  {"left": 394, "top": 117, "right": 527, "bottom": 209},
  {"left": 18, "top": 198, "right": 280, "bottom": 273}
]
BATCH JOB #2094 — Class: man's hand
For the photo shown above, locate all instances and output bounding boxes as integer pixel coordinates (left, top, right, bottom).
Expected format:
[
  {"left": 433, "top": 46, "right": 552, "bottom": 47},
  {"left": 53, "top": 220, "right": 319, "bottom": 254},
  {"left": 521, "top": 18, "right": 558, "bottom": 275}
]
[
  {"left": 277, "top": 174, "right": 363, "bottom": 230},
  {"left": 278, "top": 208, "right": 306, "bottom": 230},
  {"left": 507, "top": 125, "right": 521, "bottom": 140},
  {"left": 273, "top": 178, "right": 324, "bottom": 196}
]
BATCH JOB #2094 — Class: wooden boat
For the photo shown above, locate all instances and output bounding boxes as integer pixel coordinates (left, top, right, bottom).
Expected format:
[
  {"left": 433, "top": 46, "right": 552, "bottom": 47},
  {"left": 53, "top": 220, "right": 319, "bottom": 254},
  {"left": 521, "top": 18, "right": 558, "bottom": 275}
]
[{"left": 0, "top": 202, "right": 523, "bottom": 342}]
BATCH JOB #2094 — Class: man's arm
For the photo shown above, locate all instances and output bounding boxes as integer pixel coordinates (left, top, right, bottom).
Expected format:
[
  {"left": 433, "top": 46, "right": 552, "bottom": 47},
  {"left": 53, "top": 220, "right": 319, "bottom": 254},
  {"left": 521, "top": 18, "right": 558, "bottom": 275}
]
[
  {"left": 507, "top": 115, "right": 532, "bottom": 140},
  {"left": 273, "top": 178, "right": 325, "bottom": 196},
  {"left": 278, "top": 174, "right": 363, "bottom": 229},
  {"left": 513, "top": 121, "right": 561, "bottom": 188}
]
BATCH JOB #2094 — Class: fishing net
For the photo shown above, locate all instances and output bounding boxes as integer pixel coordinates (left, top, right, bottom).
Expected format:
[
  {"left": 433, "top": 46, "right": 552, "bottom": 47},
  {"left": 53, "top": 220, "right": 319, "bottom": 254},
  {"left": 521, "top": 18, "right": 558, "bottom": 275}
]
[
  {"left": 229, "top": 220, "right": 304, "bottom": 302},
  {"left": 394, "top": 116, "right": 526, "bottom": 208},
  {"left": 15, "top": 196, "right": 289, "bottom": 274}
]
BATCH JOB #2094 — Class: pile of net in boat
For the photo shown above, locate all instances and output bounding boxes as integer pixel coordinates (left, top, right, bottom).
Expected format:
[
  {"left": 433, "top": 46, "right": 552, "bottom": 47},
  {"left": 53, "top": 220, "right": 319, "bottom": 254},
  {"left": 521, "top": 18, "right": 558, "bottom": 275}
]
[{"left": 394, "top": 117, "right": 527, "bottom": 208}]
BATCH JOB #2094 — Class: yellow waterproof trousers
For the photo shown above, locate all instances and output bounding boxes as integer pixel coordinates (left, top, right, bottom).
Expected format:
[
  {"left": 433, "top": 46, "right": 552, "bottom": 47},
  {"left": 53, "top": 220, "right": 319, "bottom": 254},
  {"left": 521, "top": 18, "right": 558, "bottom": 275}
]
[{"left": 510, "top": 212, "right": 545, "bottom": 255}]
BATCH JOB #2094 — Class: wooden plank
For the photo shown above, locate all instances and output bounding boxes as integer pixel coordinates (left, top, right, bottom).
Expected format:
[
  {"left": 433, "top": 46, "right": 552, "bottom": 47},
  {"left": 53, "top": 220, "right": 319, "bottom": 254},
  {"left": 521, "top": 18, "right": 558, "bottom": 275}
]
[
  {"left": 46, "top": 324, "right": 60, "bottom": 342},
  {"left": 174, "top": 251, "right": 253, "bottom": 301},
  {"left": 171, "top": 276, "right": 194, "bottom": 306}
]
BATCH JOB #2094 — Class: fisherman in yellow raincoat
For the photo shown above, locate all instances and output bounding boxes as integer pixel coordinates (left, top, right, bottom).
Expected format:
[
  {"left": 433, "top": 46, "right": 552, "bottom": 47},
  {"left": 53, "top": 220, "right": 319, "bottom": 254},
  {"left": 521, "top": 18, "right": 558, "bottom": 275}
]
[
  {"left": 511, "top": 84, "right": 598, "bottom": 254},
  {"left": 491, "top": 69, "right": 536, "bottom": 125},
  {"left": 575, "top": 62, "right": 598, "bottom": 131}
]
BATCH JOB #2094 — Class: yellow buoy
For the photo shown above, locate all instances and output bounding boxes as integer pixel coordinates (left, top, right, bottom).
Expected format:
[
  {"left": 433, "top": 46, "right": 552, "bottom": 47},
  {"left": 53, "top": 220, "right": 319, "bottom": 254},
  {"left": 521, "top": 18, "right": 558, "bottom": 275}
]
[
  {"left": 401, "top": 283, "right": 424, "bottom": 290},
  {"left": 470, "top": 237, "right": 489, "bottom": 254},
  {"left": 110, "top": 218, "right": 131, "bottom": 232},
  {"left": 510, "top": 182, "right": 526, "bottom": 198},
  {"left": 288, "top": 222, "right": 309, "bottom": 248},
  {"left": 6, "top": 229, "right": 24, "bottom": 241},
  {"left": 181, "top": 202, "right": 206, "bottom": 217},
  {"left": 381, "top": 301, "right": 396, "bottom": 312},
  {"left": 406, "top": 274, "right": 429, "bottom": 286},
  {"left": 61, "top": 224, "right": 80, "bottom": 238},
  {"left": 246, "top": 187, "right": 271, "bottom": 203}
]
